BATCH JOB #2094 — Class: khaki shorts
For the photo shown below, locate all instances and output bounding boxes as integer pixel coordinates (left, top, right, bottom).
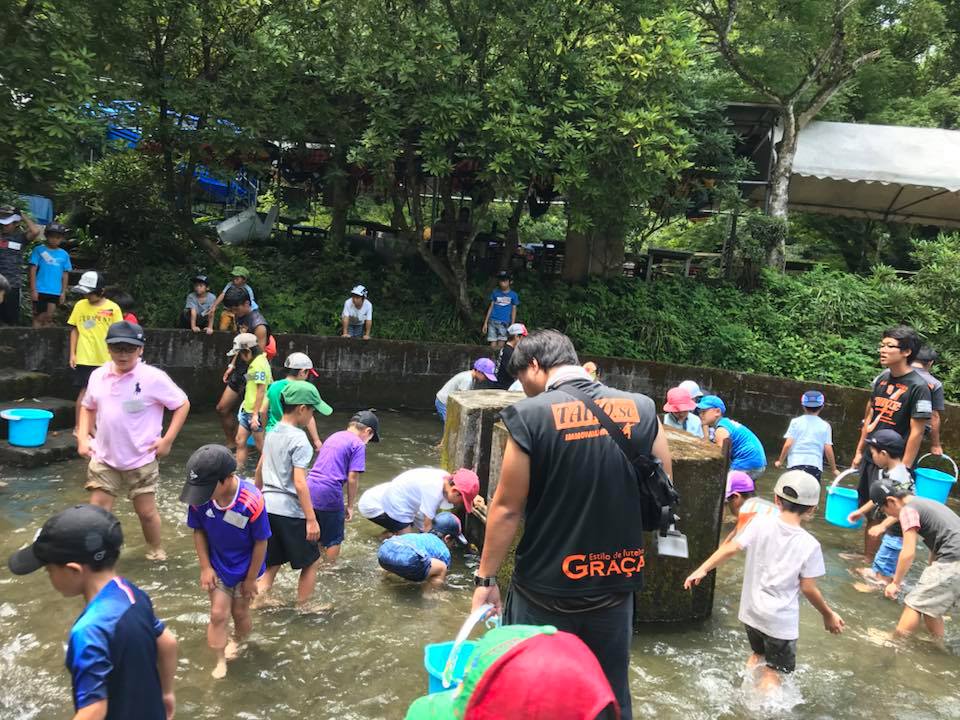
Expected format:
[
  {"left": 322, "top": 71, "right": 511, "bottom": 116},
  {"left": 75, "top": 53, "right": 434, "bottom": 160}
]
[
  {"left": 905, "top": 560, "right": 960, "bottom": 617},
  {"left": 86, "top": 458, "right": 160, "bottom": 499}
]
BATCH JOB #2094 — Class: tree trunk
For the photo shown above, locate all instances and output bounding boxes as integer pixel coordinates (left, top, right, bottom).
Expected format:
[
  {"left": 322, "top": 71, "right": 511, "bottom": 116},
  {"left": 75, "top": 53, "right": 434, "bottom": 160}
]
[
  {"left": 498, "top": 191, "right": 527, "bottom": 271},
  {"left": 767, "top": 105, "right": 797, "bottom": 270},
  {"left": 563, "top": 214, "right": 626, "bottom": 282},
  {"left": 327, "top": 145, "right": 351, "bottom": 244}
]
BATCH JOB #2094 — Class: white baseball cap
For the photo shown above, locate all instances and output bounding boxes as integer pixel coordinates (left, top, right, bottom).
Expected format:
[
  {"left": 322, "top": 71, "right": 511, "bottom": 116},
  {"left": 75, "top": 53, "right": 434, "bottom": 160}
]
[
  {"left": 678, "top": 380, "right": 703, "bottom": 400},
  {"left": 351, "top": 285, "right": 368, "bottom": 297},
  {"left": 72, "top": 270, "right": 104, "bottom": 295},
  {"left": 774, "top": 470, "right": 821, "bottom": 506},
  {"left": 226, "top": 333, "right": 259, "bottom": 357},
  {"left": 284, "top": 351, "right": 318, "bottom": 377},
  {"left": 0, "top": 214, "right": 21, "bottom": 225}
]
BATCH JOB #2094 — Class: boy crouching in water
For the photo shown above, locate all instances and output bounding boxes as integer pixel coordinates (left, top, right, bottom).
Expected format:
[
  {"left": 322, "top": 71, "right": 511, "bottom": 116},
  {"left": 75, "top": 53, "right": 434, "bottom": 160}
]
[
  {"left": 685, "top": 471, "right": 843, "bottom": 692},
  {"left": 181, "top": 444, "right": 270, "bottom": 679}
]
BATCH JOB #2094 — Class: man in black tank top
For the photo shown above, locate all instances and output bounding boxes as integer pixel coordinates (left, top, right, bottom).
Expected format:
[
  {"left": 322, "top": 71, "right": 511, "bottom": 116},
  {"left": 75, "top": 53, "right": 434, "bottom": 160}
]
[{"left": 471, "top": 330, "right": 672, "bottom": 719}]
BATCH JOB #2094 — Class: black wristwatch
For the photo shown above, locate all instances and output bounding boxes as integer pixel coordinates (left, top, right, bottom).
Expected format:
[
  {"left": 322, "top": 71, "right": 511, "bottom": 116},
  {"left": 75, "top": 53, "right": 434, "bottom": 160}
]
[{"left": 474, "top": 574, "right": 497, "bottom": 587}]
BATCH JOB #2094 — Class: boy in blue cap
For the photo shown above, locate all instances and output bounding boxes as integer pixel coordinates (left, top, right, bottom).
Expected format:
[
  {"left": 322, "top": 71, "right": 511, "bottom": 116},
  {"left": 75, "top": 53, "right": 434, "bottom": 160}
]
[
  {"left": 698, "top": 395, "right": 767, "bottom": 479},
  {"left": 774, "top": 391, "right": 838, "bottom": 482},
  {"left": 377, "top": 512, "right": 467, "bottom": 590},
  {"left": 7, "top": 504, "right": 178, "bottom": 719}
]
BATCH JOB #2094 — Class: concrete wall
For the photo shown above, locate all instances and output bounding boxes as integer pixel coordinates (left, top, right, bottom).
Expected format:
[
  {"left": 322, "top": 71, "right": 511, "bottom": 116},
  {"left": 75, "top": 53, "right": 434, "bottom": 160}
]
[{"left": 3, "top": 328, "right": 955, "bottom": 459}]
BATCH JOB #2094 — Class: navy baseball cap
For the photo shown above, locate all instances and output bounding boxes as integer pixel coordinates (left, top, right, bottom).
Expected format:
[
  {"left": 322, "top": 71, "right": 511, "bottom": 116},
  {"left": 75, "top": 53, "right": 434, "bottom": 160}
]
[
  {"left": 106, "top": 321, "right": 145, "bottom": 347},
  {"left": 802, "top": 391, "right": 825, "bottom": 408},
  {"left": 432, "top": 512, "right": 468, "bottom": 545},
  {"left": 865, "top": 429, "right": 906, "bottom": 456},
  {"left": 181, "top": 444, "right": 237, "bottom": 506},
  {"left": 351, "top": 410, "right": 380, "bottom": 442},
  {"left": 8, "top": 505, "right": 123, "bottom": 574},
  {"left": 696, "top": 395, "right": 726, "bottom": 414}
]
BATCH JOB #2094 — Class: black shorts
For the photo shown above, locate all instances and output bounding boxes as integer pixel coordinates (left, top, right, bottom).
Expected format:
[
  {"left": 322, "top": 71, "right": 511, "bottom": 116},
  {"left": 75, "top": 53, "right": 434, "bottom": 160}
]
[
  {"left": 265, "top": 513, "right": 321, "bottom": 570},
  {"left": 745, "top": 624, "right": 797, "bottom": 673},
  {"left": 0, "top": 286, "right": 21, "bottom": 325},
  {"left": 788, "top": 465, "right": 822, "bottom": 483},
  {"left": 226, "top": 366, "right": 246, "bottom": 394},
  {"left": 73, "top": 364, "right": 96, "bottom": 389},
  {"left": 367, "top": 512, "right": 413, "bottom": 534},
  {"left": 857, "top": 456, "right": 883, "bottom": 506},
  {"left": 33, "top": 293, "right": 59, "bottom": 314},
  {"left": 314, "top": 507, "right": 346, "bottom": 548}
]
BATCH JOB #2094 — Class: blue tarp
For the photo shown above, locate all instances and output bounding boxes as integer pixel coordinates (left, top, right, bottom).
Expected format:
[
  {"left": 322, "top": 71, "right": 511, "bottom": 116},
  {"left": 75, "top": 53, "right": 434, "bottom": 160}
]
[{"left": 19, "top": 195, "right": 53, "bottom": 224}]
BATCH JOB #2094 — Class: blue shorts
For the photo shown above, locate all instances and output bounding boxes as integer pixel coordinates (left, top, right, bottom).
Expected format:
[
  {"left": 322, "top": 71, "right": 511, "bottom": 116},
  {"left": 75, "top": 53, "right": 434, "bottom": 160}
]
[
  {"left": 346, "top": 323, "right": 365, "bottom": 338},
  {"left": 377, "top": 539, "right": 432, "bottom": 582},
  {"left": 237, "top": 409, "right": 264, "bottom": 433},
  {"left": 486, "top": 319, "right": 508, "bottom": 342},
  {"left": 872, "top": 534, "right": 903, "bottom": 578},
  {"left": 314, "top": 507, "right": 345, "bottom": 548},
  {"left": 435, "top": 397, "right": 447, "bottom": 423}
]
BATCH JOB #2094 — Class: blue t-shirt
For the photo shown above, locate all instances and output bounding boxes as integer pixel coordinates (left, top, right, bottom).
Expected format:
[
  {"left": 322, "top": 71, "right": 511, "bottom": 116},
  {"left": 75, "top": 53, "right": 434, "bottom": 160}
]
[
  {"left": 29, "top": 244, "right": 72, "bottom": 295},
  {"left": 222, "top": 282, "right": 258, "bottom": 311},
  {"left": 67, "top": 577, "right": 165, "bottom": 719},
  {"left": 186, "top": 478, "right": 272, "bottom": 586},
  {"left": 717, "top": 417, "right": 766, "bottom": 470},
  {"left": 663, "top": 412, "right": 704, "bottom": 438},
  {"left": 784, "top": 414, "right": 833, "bottom": 470},
  {"left": 391, "top": 532, "right": 452, "bottom": 567},
  {"left": 488, "top": 289, "right": 519, "bottom": 324}
]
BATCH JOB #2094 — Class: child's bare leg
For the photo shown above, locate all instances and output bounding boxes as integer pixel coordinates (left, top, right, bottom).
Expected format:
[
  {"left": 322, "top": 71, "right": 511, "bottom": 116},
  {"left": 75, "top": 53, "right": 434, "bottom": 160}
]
[
  {"left": 894, "top": 606, "right": 922, "bottom": 638},
  {"left": 296, "top": 560, "right": 320, "bottom": 605},
  {"left": 745, "top": 653, "right": 764, "bottom": 671},
  {"left": 226, "top": 595, "right": 253, "bottom": 660},
  {"left": 922, "top": 613, "right": 945, "bottom": 640},
  {"left": 208, "top": 589, "right": 232, "bottom": 679},
  {"left": 87, "top": 488, "right": 116, "bottom": 512},
  {"left": 236, "top": 426, "right": 250, "bottom": 468},
  {"left": 323, "top": 544, "right": 341, "bottom": 564},
  {"left": 756, "top": 667, "right": 782, "bottom": 693},
  {"left": 253, "top": 565, "right": 281, "bottom": 606},
  {"left": 253, "top": 428, "right": 264, "bottom": 453}
]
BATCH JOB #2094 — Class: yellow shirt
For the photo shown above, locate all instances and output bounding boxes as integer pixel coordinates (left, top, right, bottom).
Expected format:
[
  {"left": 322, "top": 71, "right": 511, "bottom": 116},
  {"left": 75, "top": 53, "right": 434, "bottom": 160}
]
[
  {"left": 243, "top": 353, "right": 272, "bottom": 413},
  {"left": 68, "top": 299, "right": 123, "bottom": 367}
]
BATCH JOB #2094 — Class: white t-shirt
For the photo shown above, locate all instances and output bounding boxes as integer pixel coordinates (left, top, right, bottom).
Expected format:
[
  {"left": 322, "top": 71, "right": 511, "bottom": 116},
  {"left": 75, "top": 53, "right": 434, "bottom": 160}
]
[
  {"left": 736, "top": 514, "right": 825, "bottom": 640},
  {"left": 784, "top": 414, "right": 832, "bottom": 470},
  {"left": 436, "top": 370, "right": 476, "bottom": 404},
  {"left": 379, "top": 467, "right": 453, "bottom": 527},
  {"left": 358, "top": 482, "right": 388, "bottom": 519},
  {"left": 342, "top": 298, "right": 372, "bottom": 324}
]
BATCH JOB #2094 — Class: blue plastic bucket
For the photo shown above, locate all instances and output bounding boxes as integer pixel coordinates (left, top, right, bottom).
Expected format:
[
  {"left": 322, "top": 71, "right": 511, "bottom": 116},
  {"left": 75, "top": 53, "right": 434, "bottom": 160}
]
[
  {"left": 825, "top": 469, "right": 863, "bottom": 529},
  {"left": 914, "top": 454, "right": 958, "bottom": 505},
  {"left": 2, "top": 408, "right": 54, "bottom": 447},
  {"left": 424, "top": 640, "right": 476, "bottom": 694}
]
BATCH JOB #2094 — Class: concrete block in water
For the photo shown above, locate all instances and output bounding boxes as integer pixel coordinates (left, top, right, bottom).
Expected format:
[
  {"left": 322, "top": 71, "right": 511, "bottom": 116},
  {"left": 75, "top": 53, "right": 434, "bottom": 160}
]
[
  {"left": 0, "top": 433, "right": 77, "bottom": 467},
  {"left": 445, "top": 393, "right": 728, "bottom": 624}
]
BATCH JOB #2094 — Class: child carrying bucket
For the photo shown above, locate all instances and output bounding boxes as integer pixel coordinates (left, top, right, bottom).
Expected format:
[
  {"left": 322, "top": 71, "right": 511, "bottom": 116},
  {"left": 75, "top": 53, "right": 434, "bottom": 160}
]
[
  {"left": 846, "top": 430, "right": 913, "bottom": 589},
  {"left": 684, "top": 471, "right": 844, "bottom": 694}
]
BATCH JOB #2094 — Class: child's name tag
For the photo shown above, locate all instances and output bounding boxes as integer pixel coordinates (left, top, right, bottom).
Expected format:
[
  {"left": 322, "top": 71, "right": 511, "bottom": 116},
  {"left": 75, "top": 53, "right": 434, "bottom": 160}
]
[
  {"left": 223, "top": 510, "right": 248, "bottom": 529},
  {"left": 82, "top": 319, "right": 96, "bottom": 329},
  {"left": 122, "top": 398, "right": 145, "bottom": 413}
]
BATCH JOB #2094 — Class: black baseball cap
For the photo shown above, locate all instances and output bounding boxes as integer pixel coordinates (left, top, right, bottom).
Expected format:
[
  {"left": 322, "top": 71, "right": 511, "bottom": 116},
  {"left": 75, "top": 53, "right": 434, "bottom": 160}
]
[
  {"left": 181, "top": 444, "right": 237, "bottom": 506},
  {"left": 870, "top": 481, "right": 897, "bottom": 507},
  {"left": 865, "top": 428, "right": 906, "bottom": 456},
  {"left": 351, "top": 409, "right": 380, "bottom": 442},
  {"left": 8, "top": 505, "right": 123, "bottom": 575},
  {"left": 106, "top": 321, "right": 145, "bottom": 347},
  {"left": 45, "top": 223, "right": 68, "bottom": 236},
  {"left": 223, "top": 285, "right": 249, "bottom": 308},
  {"left": 496, "top": 270, "right": 511, "bottom": 280},
  {"left": 192, "top": 274, "right": 209, "bottom": 285}
]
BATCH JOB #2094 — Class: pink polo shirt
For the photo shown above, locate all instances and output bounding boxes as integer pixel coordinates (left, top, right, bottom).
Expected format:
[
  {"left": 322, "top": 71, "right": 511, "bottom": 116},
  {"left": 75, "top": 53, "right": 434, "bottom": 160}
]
[{"left": 82, "top": 360, "right": 188, "bottom": 471}]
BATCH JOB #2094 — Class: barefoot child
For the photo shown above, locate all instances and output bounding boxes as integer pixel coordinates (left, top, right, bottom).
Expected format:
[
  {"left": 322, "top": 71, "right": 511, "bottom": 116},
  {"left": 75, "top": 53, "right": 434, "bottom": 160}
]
[
  {"left": 377, "top": 512, "right": 467, "bottom": 591},
  {"left": 255, "top": 381, "right": 327, "bottom": 606},
  {"left": 846, "top": 429, "right": 912, "bottom": 587},
  {"left": 685, "top": 471, "right": 843, "bottom": 692},
  {"left": 358, "top": 467, "right": 479, "bottom": 536},
  {"left": 7, "top": 504, "right": 179, "bottom": 719},
  {"left": 722, "top": 471, "right": 778, "bottom": 543},
  {"left": 872, "top": 481, "right": 960, "bottom": 641},
  {"left": 306, "top": 410, "right": 379, "bottom": 564},
  {"left": 774, "top": 391, "right": 838, "bottom": 482},
  {"left": 181, "top": 444, "right": 270, "bottom": 679}
]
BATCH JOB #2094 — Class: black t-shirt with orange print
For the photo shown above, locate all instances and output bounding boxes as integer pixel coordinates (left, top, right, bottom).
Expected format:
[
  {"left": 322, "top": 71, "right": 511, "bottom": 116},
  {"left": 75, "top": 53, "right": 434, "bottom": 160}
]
[{"left": 870, "top": 369, "right": 932, "bottom": 439}]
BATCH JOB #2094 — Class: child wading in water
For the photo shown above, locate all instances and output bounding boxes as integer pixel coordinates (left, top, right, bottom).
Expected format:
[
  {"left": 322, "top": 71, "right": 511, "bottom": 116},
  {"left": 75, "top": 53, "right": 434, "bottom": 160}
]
[
  {"left": 774, "top": 391, "right": 838, "bottom": 482},
  {"left": 846, "top": 429, "right": 913, "bottom": 589},
  {"left": 685, "top": 471, "right": 844, "bottom": 693},
  {"left": 182, "top": 444, "right": 270, "bottom": 679}
]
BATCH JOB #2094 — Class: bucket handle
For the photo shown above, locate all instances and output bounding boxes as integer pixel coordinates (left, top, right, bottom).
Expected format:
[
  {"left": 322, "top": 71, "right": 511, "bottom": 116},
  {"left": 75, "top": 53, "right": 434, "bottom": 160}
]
[
  {"left": 441, "top": 603, "right": 500, "bottom": 689},
  {"left": 916, "top": 453, "right": 959, "bottom": 481},
  {"left": 0, "top": 410, "right": 21, "bottom": 422},
  {"left": 829, "top": 467, "right": 860, "bottom": 491}
]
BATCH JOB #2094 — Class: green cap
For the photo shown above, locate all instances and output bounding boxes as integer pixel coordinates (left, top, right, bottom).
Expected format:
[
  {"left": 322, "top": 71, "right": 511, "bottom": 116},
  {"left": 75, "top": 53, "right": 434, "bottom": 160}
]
[
  {"left": 405, "top": 625, "right": 554, "bottom": 719},
  {"left": 230, "top": 265, "right": 250, "bottom": 278},
  {"left": 281, "top": 380, "right": 333, "bottom": 416}
]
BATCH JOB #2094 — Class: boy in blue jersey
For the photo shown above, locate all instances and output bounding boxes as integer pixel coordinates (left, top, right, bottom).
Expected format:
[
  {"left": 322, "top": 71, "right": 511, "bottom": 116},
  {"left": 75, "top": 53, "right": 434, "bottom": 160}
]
[
  {"left": 28, "top": 222, "right": 72, "bottom": 327},
  {"left": 7, "top": 504, "right": 178, "bottom": 720},
  {"left": 481, "top": 270, "right": 519, "bottom": 349},
  {"left": 182, "top": 444, "right": 271, "bottom": 679},
  {"left": 698, "top": 395, "right": 768, "bottom": 480},
  {"left": 377, "top": 512, "right": 467, "bottom": 591}
]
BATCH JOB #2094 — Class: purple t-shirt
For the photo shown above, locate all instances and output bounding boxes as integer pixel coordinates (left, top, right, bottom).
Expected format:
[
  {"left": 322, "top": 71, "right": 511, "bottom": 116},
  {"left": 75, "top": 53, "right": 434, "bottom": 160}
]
[
  {"left": 307, "top": 430, "right": 366, "bottom": 510},
  {"left": 186, "top": 478, "right": 271, "bottom": 587}
]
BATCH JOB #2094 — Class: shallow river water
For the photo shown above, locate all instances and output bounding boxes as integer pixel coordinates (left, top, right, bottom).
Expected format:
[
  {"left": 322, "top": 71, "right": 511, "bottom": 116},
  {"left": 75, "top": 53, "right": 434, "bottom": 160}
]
[{"left": 1, "top": 411, "right": 959, "bottom": 720}]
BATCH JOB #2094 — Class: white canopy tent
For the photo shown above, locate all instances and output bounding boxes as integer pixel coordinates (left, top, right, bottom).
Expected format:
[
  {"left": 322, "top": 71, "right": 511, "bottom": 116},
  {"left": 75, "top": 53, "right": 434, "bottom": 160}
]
[{"left": 786, "top": 121, "right": 960, "bottom": 228}]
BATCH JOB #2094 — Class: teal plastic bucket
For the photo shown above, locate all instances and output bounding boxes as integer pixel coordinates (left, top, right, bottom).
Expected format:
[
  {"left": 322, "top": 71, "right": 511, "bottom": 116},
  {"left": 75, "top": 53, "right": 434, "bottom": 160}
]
[
  {"left": 424, "top": 640, "right": 476, "bottom": 694},
  {"left": 914, "top": 454, "right": 958, "bottom": 505},
  {"left": 2, "top": 408, "right": 54, "bottom": 447},
  {"left": 825, "top": 469, "right": 863, "bottom": 529}
]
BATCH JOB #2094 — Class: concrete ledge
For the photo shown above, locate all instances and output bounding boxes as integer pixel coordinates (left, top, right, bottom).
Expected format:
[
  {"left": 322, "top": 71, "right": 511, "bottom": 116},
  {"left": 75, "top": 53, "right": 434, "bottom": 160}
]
[
  {"left": 0, "top": 369, "right": 53, "bottom": 402},
  {"left": 0, "top": 434, "right": 77, "bottom": 467}
]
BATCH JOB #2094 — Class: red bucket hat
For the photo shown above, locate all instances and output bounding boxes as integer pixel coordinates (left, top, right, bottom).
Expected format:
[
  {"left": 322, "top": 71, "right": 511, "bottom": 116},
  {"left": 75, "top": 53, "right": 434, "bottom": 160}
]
[{"left": 663, "top": 386, "right": 696, "bottom": 414}]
